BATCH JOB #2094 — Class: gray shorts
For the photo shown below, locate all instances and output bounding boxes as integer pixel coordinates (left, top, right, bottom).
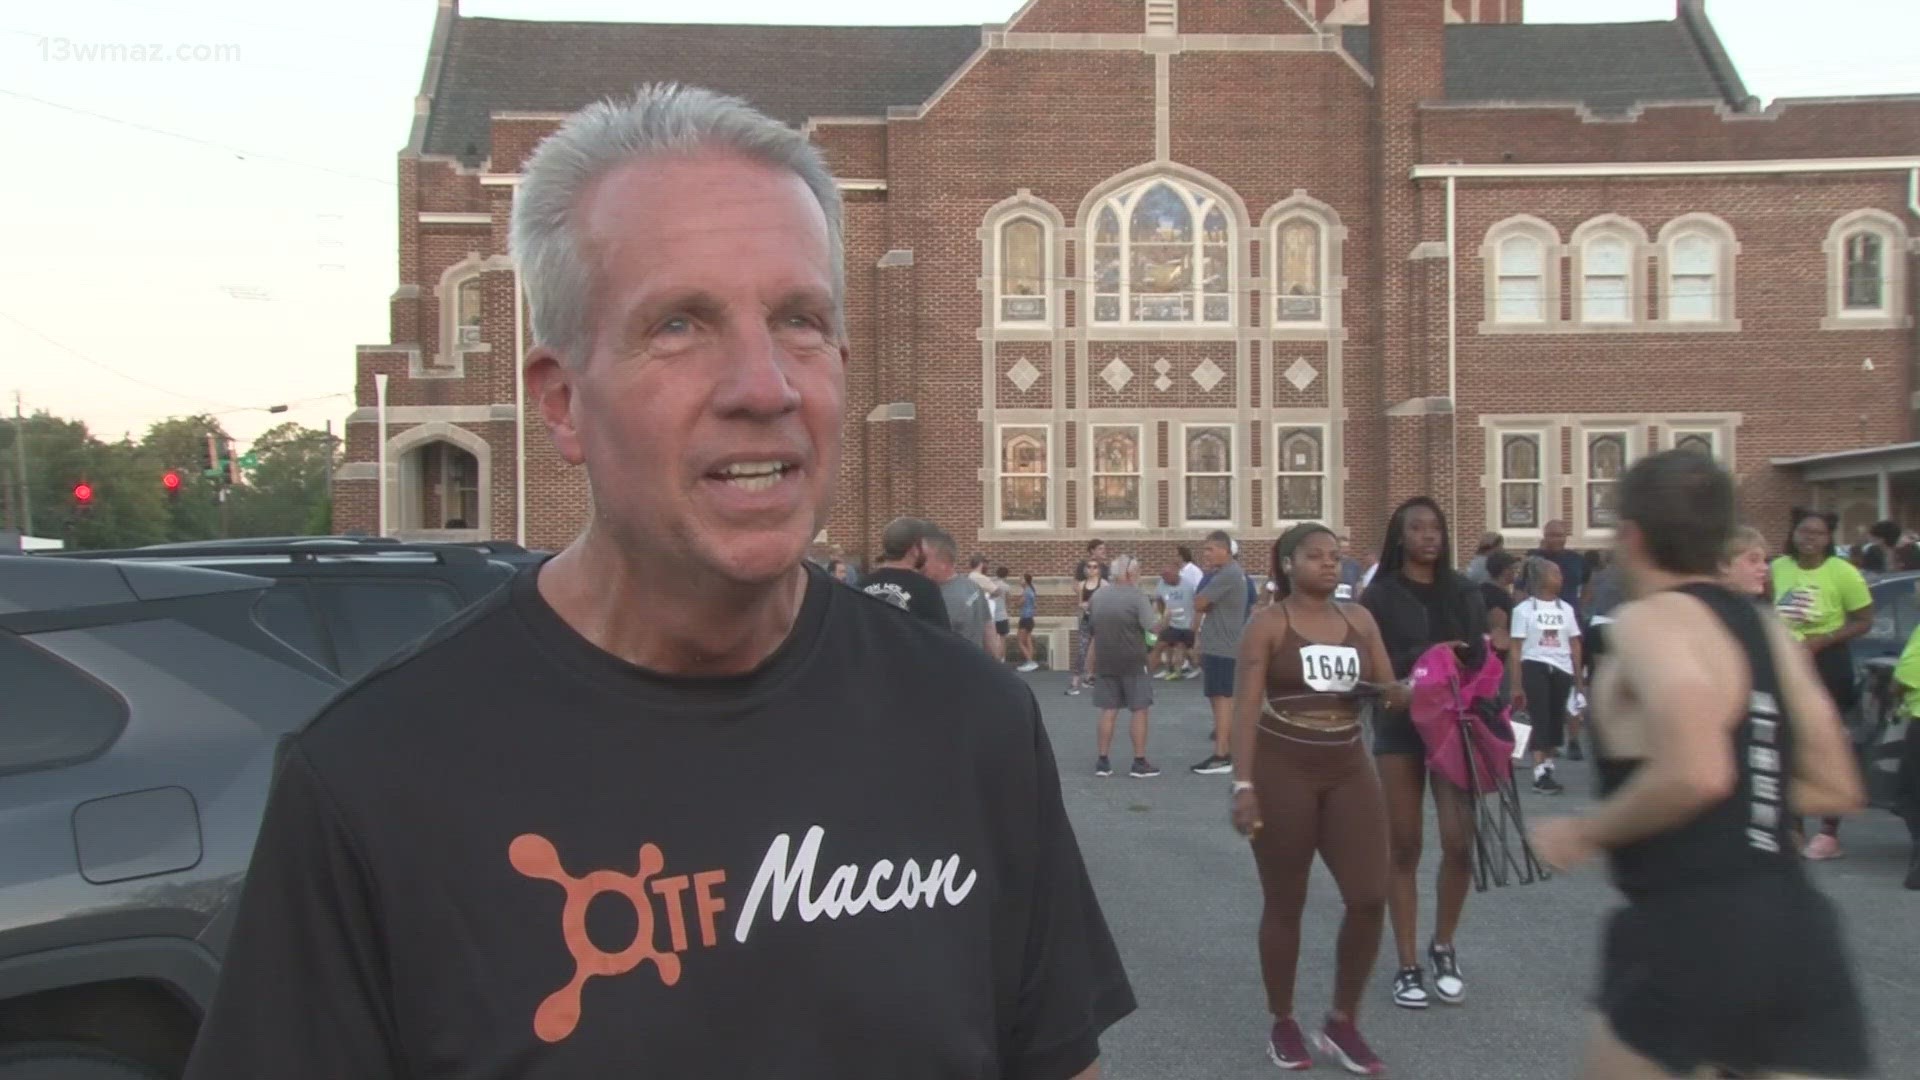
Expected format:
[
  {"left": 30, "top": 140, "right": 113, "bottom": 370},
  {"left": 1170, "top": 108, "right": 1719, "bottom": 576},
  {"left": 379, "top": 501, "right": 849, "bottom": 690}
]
[{"left": 1093, "top": 673, "right": 1154, "bottom": 712}]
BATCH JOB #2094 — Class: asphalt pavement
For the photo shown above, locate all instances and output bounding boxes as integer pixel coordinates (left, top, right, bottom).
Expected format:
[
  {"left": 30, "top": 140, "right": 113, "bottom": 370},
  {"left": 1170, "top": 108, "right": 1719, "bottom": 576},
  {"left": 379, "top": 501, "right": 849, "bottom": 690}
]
[{"left": 1028, "top": 669, "right": 1920, "bottom": 1080}]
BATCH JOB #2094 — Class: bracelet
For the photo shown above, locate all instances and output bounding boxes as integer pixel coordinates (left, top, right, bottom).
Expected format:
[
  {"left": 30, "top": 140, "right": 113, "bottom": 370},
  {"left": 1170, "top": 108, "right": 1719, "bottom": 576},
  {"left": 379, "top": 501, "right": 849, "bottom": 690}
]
[{"left": 1231, "top": 780, "right": 1254, "bottom": 794}]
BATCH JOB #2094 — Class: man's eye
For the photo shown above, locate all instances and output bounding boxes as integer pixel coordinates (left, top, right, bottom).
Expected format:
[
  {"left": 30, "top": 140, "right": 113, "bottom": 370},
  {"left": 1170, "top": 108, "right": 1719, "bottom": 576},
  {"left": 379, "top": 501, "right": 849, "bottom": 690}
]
[{"left": 659, "top": 316, "right": 693, "bottom": 334}]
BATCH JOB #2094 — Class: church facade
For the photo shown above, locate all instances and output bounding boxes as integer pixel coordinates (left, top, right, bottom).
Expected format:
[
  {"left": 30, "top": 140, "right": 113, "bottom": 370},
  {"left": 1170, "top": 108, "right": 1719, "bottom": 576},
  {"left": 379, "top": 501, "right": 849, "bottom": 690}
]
[{"left": 338, "top": 0, "right": 1920, "bottom": 597}]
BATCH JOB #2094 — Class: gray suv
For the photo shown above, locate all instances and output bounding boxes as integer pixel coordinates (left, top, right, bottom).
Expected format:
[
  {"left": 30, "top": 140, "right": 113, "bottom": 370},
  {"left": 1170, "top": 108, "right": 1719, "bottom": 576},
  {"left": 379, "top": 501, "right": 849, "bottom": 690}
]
[{"left": 0, "top": 555, "right": 344, "bottom": 1079}]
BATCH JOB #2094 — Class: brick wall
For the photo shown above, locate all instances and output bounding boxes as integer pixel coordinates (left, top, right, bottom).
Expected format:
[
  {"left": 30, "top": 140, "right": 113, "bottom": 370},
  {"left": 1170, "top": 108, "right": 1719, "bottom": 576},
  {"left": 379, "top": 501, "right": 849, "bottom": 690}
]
[{"left": 340, "top": 0, "right": 1914, "bottom": 581}]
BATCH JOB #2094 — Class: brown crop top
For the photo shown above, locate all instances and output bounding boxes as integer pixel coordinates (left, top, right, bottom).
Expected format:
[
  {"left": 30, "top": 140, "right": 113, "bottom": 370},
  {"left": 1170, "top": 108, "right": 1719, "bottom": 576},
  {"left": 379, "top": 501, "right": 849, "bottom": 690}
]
[{"left": 1264, "top": 599, "right": 1369, "bottom": 725}]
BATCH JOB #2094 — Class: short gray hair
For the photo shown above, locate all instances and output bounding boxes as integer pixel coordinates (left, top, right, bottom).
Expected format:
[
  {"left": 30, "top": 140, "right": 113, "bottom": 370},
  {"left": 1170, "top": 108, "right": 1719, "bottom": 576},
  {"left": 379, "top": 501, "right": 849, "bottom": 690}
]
[
  {"left": 1109, "top": 554, "right": 1140, "bottom": 581},
  {"left": 510, "top": 83, "right": 846, "bottom": 368}
]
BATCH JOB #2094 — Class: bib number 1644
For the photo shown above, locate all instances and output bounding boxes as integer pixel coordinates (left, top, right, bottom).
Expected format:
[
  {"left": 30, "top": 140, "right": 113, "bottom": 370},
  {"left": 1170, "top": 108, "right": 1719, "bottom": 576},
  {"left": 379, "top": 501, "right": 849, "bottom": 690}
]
[{"left": 1300, "top": 645, "right": 1361, "bottom": 693}]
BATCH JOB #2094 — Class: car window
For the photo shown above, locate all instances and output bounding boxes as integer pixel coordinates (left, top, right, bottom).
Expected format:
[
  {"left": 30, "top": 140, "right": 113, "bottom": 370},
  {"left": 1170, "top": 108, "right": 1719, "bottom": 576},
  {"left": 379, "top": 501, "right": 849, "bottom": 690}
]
[
  {"left": 311, "top": 578, "right": 466, "bottom": 680},
  {"left": 252, "top": 583, "right": 333, "bottom": 671},
  {"left": 1874, "top": 580, "right": 1920, "bottom": 646},
  {"left": 0, "top": 632, "right": 130, "bottom": 776}
]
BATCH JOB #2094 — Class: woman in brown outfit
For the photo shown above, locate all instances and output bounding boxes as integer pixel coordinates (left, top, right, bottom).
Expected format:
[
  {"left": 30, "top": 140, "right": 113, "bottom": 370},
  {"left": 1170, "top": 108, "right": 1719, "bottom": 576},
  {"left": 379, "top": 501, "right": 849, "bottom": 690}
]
[{"left": 1231, "top": 523, "right": 1405, "bottom": 1075}]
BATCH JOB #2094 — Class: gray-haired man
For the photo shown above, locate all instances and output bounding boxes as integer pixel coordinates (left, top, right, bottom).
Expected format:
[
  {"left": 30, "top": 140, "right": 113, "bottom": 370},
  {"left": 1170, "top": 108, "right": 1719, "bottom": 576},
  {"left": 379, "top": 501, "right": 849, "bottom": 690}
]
[
  {"left": 186, "top": 84, "right": 1131, "bottom": 1080},
  {"left": 1087, "top": 554, "right": 1161, "bottom": 779}
]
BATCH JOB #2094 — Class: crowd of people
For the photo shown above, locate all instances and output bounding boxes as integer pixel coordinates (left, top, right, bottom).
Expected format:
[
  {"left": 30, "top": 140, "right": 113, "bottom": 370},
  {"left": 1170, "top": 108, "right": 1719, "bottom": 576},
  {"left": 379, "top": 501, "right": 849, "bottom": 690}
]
[{"left": 187, "top": 84, "right": 1900, "bottom": 1080}]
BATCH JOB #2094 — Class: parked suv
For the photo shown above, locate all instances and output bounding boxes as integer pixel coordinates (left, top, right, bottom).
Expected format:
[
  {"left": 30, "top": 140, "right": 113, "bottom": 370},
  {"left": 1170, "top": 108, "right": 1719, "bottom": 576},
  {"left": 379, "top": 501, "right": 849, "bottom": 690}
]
[
  {"left": 45, "top": 539, "right": 521, "bottom": 682},
  {"left": 0, "top": 555, "right": 345, "bottom": 1078}
]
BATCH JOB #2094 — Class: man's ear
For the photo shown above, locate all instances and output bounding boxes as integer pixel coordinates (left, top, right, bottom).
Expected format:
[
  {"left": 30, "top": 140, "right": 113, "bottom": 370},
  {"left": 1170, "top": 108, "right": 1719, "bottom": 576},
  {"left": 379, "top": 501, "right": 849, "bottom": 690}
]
[{"left": 526, "top": 347, "right": 585, "bottom": 467}]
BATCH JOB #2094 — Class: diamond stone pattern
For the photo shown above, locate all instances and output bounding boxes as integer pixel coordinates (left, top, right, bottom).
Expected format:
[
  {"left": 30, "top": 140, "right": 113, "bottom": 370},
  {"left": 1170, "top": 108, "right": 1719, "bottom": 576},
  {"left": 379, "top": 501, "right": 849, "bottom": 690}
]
[
  {"left": 1152, "top": 357, "right": 1172, "bottom": 376},
  {"left": 1285, "top": 357, "right": 1318, "bottom": 392},
  {"left": 1154, "top": 374, "right": 1172, "bottom": 392},
  {"left": 1101, "top": 357, "right": 1134, "bottom": 392},
  {"left": 1006, "top": 358, "right": 1041, "bottom": 393},
  {"left": 1190, "top": 358, "right": 1225, "bottom": 392}
]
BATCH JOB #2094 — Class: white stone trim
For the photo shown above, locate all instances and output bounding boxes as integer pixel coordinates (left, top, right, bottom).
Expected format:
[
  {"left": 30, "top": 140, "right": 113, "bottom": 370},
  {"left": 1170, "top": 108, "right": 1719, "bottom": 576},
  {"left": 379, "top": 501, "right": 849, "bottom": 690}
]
[
  {"left": 1480, "top": 419, "right": 1558, "bottom": 544},
  {"left": 1088, "top": 422, "right": 1149, "bottom": 530},
  {"left": 1479, "top": 215, "right": 1563, "bottom": 332},
  {"left": 1568, "top": 214, "right": 1652, "bottom": 328},
  {"left": 1570, "top": 420, "right": 1647, "bottom": 544},
  {"left": 1822, "top": 208, "right": 1911, "bottom": 331},
  {"left": 993, "top": 421, "right": 1054, "bottom": 529},
  {"left": 383, "top": 421, "right": 493, "bottom": 538},
  {"left": 418, "top": 212, "right": 491, "bottom": 225},
  {"left": 1656, "top": 213, "right": 1742, "bottom": 331},
  {"left": 1173, "top": 419, "right": 1240, "bottom": 530}
]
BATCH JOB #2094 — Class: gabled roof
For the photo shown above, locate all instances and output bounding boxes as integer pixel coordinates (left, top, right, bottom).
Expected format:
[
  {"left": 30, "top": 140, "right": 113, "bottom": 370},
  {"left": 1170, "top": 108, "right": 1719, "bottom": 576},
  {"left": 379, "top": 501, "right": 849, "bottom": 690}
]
[
  {"left": 418, "top": 16, "right": 982, "bottom": 165},
  {"left": 1339, "top": 19, "right": 1750, "bottom": 114}
]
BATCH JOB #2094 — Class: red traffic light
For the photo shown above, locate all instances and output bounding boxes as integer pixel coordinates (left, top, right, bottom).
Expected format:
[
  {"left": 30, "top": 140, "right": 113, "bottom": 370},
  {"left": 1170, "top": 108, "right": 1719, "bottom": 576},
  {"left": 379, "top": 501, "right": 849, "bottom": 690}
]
[
  {"left": 73, "top": 482, "right": 94, "bottom": 504},
  {"left": 162, "top": 470, "right": 182, "bottom": 491}
]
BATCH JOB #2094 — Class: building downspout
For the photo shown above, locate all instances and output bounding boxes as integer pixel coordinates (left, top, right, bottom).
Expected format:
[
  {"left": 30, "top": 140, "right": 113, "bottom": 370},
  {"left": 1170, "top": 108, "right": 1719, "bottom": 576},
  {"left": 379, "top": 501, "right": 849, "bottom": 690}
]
[
  {"left": 1909, "top": 167, "right": 1919, "bottom": 442},
  {"left": 1447, "top": 174, "right": 1459, "bottom": 533},
  {"left": 374, "top": 372, "right": 389, "bottom": 537},
  {"left": 513, "top": 265, "right": 527, "bottom": 547}
]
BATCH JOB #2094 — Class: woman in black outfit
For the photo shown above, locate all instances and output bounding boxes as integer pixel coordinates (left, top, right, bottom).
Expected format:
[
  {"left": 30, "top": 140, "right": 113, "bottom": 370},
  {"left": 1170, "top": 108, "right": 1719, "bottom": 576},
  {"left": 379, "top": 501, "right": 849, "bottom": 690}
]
[{"left": 1359, "top": 496, "right": 1489, "bottom": 1012}]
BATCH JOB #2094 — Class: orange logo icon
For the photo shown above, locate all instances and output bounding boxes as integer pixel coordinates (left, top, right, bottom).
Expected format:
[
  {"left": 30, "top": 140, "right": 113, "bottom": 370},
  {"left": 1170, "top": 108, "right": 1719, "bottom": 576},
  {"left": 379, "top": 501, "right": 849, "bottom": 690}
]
[{"left": 508, "top": 833, "right": 727, "bottom": 1043}]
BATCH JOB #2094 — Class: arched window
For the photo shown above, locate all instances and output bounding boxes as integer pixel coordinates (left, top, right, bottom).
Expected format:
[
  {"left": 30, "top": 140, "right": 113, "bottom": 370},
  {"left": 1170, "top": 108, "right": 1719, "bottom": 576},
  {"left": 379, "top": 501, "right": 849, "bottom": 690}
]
[
  {"left": 455, "top": 276, "right": 483, "bottom": 345},
  {"left": 997, "top": 217, "right": 1047, "bottom": 324},
  {"left": 1088, "top": 179, "right": 1234, "bottom": 325},
  {"left": 1274, "top": 216, "right": 1324, "bottom": 323},
  {"left": 1182, "top": 424, "right": 1234, "bottom": 525},
  {"left": 1482, "top": 217, "right": 1560, "bottom": 327},
  {"left": 1843, "top": 230, "right": 1886, "bottom": 312},
  {"left": 1274, "top": 425, "right": 1325, "bottom": 522},
  {"left": 1581, "top": 236, "right": 1632, "bottom": 323},
  {"left": 1658, "top": 215, "right": 1738, "bottom": 326},
  {"left": 1823, "top": 210, "right": 1907, "bottom": 329}
]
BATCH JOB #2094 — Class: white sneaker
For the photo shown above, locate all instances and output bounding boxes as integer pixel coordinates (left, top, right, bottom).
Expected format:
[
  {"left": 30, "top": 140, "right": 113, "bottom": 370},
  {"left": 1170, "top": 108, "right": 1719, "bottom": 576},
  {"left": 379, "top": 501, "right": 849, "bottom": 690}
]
[{"left": 1017, "top": 661, "right": 1039, "bottom": 672}]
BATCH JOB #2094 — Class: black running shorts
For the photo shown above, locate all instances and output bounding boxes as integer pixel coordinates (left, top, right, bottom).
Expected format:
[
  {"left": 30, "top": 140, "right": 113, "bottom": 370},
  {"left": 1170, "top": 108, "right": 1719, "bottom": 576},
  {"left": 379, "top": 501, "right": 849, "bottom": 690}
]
[{"left": 1599, "top": 873, "right": 1872, "bottom": 1078}]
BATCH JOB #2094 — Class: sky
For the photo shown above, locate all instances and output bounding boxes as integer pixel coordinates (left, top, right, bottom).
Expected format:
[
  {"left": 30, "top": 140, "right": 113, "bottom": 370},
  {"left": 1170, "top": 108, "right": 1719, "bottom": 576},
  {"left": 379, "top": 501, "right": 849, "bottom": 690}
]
[{"left": 1, "top": 0, "right": 1915, "bottom": 447}]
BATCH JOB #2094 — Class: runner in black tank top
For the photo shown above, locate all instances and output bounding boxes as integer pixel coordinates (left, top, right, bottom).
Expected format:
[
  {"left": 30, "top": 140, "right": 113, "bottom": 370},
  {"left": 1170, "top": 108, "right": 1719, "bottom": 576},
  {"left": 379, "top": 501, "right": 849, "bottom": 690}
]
[
  {"left": 1230, "top": 524, "right": 1405, "bottom": 1075},
  {"left": 1530, "top": 450, "right": 1872, "bottom": 1079}
]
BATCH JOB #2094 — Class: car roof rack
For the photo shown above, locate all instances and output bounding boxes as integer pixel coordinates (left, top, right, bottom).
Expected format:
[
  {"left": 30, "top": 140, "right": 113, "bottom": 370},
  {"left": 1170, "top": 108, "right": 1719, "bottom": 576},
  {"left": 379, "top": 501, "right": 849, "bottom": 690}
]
[{"left": 44, "top": 541, "right": 491, "bottom": 567}]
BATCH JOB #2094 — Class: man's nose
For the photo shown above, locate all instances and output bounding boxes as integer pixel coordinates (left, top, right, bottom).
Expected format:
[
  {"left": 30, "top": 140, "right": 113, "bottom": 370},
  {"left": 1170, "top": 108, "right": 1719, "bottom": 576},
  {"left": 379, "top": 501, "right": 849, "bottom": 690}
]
[{"left": 713, "top": 320, "right": 802, "bottom": 417}]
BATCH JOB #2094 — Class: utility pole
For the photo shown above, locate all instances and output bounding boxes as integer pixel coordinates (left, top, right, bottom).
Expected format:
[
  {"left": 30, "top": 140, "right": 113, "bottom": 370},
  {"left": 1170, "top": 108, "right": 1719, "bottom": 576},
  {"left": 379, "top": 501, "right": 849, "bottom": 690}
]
[{"left": 12, "top": 391, "right": 31, "bottom": 537}]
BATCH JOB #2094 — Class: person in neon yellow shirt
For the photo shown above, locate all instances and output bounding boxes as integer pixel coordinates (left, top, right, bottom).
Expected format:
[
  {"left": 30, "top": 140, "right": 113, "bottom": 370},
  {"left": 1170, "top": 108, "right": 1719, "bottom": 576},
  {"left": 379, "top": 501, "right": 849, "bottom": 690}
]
[
  {"left": 1893, "top": 618, "right": 1920, "bottom": 889},
  {"left": 1770, "top": 509, "right": 1875, "bottom": 860}
]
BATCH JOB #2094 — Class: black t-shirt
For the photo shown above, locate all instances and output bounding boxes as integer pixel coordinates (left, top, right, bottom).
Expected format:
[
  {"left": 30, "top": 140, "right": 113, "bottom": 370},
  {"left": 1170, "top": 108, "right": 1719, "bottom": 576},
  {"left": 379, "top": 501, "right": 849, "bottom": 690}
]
[
  {"left": 1479, "top": 581, "right": 1514, "bottom": 622},
  {"left": 860, "top": 565, "right": 951, "bottom": 629},
  {"left": 184, "top": 562, "right": 1134, "bottom": 1080}
]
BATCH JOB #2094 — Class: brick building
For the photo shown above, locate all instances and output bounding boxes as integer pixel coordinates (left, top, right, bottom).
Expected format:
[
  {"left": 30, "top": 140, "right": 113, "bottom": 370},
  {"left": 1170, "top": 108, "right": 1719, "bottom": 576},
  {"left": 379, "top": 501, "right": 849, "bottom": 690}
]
[{"left": 340, "top": 0, "right": 1919, "bottom": 642}]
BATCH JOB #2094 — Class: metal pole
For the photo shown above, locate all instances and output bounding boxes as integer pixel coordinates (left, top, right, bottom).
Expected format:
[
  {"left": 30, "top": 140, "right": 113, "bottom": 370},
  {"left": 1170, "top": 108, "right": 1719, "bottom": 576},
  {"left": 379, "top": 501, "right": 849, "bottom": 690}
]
[
  {"left": 13, "top": 391, "right": 31, "bottom": 537},
  {"left": 513, "top": 265, "right": 527, "bottom": 547},
  {"left": 375, "top": 372, "right": 390, "bottom": 537}
]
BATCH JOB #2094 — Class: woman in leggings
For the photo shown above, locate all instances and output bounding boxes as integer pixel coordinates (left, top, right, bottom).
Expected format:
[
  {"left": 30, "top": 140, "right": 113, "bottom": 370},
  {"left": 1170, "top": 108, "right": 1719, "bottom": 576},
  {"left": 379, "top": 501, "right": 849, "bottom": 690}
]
[
  {"left": 1359, "top": 496, "right": 1488, "bottom": 1010},
  {"left": 1231, "top": 523, "right": 1404, "bottom": 1075}
]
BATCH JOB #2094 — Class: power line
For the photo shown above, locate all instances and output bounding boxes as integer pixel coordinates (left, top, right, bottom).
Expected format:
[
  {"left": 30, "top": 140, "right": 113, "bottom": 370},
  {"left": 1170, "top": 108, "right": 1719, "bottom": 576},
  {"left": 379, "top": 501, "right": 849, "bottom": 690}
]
[
  {"left": 0, "top": 307, "right": 250, "bottom": 410},
  {"left": 0, "top": 87, "right": 396, "bottom": 188}
]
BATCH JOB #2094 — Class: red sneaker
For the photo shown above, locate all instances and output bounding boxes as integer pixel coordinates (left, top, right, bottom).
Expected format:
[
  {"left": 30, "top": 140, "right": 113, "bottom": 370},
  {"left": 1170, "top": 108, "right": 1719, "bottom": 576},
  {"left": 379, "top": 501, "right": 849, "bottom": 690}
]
[
  {"left": 1267, "top": 1016, "right": 1312, "bottom": 1071},
  {"left": 1316, "top": 1014, "right": 1386, "bottom": 1076}
]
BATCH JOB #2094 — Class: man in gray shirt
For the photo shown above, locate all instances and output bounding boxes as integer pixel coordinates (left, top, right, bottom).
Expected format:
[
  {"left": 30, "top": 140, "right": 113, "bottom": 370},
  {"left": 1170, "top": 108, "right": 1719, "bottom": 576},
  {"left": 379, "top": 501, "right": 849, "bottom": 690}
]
[
  {"left": 1087, "top": 554, "right": 1162, "bottom": 779},
  {"left": 1192, "top": 530, "right": 1249, "bottom": 775},
  {"left": 925, "top": 530, "right": 997, "bottom": 653}
]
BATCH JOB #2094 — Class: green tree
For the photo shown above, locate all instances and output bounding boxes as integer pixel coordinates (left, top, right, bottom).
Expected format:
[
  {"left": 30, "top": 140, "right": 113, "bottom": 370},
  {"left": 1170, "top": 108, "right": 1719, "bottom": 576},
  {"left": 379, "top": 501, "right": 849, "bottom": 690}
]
[
  {"left": 139, "top": 414, "right": 230, "bottom": 542},
  {"left": 1, "top": 411, "right": 168, "bottom": 549},
  {"left": 228, "top": 422, "right": 341, "bottom": 538}
]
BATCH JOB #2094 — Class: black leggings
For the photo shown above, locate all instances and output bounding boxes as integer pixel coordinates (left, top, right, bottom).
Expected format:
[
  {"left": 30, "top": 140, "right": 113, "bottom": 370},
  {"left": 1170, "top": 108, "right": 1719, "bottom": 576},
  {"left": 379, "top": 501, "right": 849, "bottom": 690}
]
[{"left": 1523, "top": 661, "right": 1574, "bottom": 754}]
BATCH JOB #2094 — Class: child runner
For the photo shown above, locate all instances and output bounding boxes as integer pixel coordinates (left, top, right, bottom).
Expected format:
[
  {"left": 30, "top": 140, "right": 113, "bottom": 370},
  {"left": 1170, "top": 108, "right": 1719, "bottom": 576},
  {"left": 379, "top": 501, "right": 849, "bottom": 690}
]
[{"left": 1510, "top": 557, "right": 1585, "bottom": 796}]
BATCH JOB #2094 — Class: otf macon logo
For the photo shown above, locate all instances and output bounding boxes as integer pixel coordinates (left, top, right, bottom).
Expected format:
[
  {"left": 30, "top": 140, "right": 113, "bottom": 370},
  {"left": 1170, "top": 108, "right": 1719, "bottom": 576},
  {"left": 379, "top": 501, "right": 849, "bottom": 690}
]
[{"left": 509, "top": 825, "right": 978, "bottom": 1042}]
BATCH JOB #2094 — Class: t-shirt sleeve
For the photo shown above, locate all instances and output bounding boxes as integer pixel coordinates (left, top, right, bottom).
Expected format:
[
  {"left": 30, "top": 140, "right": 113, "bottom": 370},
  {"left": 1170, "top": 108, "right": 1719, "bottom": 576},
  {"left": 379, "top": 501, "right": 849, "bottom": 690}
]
[
  {"left": 1197, "top": 569, "right": 1233, "bottom": 605},
  {"left": 1136, "top": 592, "right": 1157, "bottom": 629},
  {"left": 183, "top": 745, "right": 404, "bottom": 1080},
  {"left": 1834, "top": 561, "right": 1873, "bottom": 614},
  {"left": 1510, "top": 601, "right": 1532, "bottom": 640},
  {"left": 1894, "top": 626, "right": 1920, "bottom": 698},
  {"left": 1002, "top": 702, "right": 1137, "bottom": 1079}
]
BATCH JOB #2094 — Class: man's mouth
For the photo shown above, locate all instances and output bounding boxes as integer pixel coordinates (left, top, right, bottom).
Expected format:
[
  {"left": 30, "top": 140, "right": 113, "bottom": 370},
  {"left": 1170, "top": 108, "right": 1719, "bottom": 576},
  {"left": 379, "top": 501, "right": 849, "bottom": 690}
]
[{"left": 709, "top": 460, "right": 798, "bottom": 493}]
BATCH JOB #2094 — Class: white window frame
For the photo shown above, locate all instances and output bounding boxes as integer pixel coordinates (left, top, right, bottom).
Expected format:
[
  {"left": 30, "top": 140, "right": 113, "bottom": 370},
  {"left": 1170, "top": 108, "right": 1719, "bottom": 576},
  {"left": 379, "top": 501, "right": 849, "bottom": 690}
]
[
  {"left": 1086, "top": 177, "right": 1236, "bottom": 327},
  {"left": 1823, "top": 210, "right": 1909, "bottom": 330},
  {"left": 1178, "top": 421, "right": 1237, "bottom": 528},
  {"left": 994, "top": 214, "right": 1051, "bottom": 327},
  {"left": 1666, "top": 427, "right": 1721, "bottom": 459},
  {"left": 1657, "top": 214, "right": 1740, "bottom": 329},
  {"left": 1271, "top": 423, "right": 1328, "bottom": 527},
  {"left": 1480, "top": 216, "right": 1562, "bottom": 330},
  {"left": 1575, "top": 426, "right": 1638, "bottom": 540},
  {"left": 1088, "top": 423, "right": 1146, "bottom": 528},
  {"left": 994, "top": 424, "right": 1052, "bottom": 529},
  {"left": 1569, "top": 216, "right": 1648, "bottom": 327},
  {"left": 1271, "top": 213, "right": 1328, "bottom": 327},
  {"left": 1490, "top": 427, "right": 1551, "bottom": 541}
]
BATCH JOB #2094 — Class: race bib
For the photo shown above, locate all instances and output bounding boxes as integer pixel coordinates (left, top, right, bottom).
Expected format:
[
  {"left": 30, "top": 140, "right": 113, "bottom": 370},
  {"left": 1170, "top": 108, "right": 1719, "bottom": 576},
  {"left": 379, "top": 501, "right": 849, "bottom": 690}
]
[{"left": 1300, "top": 644, "right": 1362, "bottom": 693}]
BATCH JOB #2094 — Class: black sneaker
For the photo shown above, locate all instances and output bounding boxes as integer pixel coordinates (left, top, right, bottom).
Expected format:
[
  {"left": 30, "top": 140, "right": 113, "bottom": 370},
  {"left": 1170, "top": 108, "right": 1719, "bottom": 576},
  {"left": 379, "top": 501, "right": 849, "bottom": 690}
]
[
  {"left": 1190, "top": 754, "right": 1233, "bottom": 776},
  {"left": 1094, "top": 756, "right": 1112, "bottom": 777},
  {"left": 1130, "top": 758, "right": 1161, "bottom": 778},
  {"left": 1532, "top": 769, "right": 1563, "bottom": 795},
  {"left": 1391, "top": 966, "right": 1430, "bottom": 1009},
  {"left": 1429, "top": 942, "right": 1466, "bottom": 1004},
  {"left": 1565, "top": 739, "right": 1585, "bottom": 762}
]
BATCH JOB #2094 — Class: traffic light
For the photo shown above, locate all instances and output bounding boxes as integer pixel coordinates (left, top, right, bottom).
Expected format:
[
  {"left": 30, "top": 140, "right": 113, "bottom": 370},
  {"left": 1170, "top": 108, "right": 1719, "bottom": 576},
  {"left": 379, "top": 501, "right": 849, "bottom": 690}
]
[
  {"left": 73, "top": 481, "right": 94, "bottom": 506},
  {"left": 162, "top": 470, "right": 182, "bottom": 500}
]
